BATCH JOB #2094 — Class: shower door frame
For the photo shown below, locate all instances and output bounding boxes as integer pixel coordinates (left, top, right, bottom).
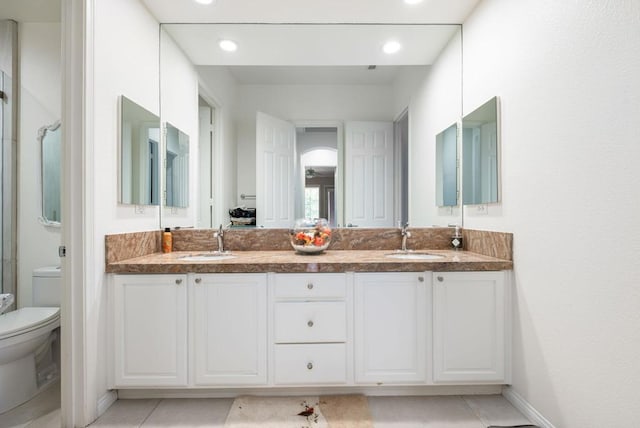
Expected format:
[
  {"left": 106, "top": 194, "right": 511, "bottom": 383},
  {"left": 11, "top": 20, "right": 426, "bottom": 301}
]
[{"left": 0, "top": 19, "right": 18, "bottom": 308}]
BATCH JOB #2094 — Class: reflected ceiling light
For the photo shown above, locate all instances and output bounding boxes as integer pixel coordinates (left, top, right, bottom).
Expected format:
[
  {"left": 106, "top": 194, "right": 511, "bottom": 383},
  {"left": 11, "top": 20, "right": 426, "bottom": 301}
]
[
  {"left": 194, "top": 0, "right": 216, "bottom": 5},
  {"left": 382, "top": 41, "right": 402, "bottom": 54},
  {"left": 404, "top": 0, "right": 424, "bottom": 4},
  {"left": 219, "top": 39, "right": 238, "bottom": 52}
]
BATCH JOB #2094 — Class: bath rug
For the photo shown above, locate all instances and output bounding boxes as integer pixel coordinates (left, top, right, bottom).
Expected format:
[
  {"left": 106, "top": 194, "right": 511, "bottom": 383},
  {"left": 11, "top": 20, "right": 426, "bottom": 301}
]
[{"left": 224, "top": 395, "right": 373, "bottom": 428}]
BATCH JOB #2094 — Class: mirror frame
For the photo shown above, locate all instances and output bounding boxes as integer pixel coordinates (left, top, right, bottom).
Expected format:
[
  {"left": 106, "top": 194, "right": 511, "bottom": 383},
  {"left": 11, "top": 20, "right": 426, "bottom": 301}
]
[{"left": 38, "top": 120, "right": 62, "bottom": 227}]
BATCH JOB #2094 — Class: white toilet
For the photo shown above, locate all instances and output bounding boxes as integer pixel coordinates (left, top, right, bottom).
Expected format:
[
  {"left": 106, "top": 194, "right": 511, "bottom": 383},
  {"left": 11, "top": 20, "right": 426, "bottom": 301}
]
[{"left": 0, "top": 266, "right": 61, "bottom": 414}]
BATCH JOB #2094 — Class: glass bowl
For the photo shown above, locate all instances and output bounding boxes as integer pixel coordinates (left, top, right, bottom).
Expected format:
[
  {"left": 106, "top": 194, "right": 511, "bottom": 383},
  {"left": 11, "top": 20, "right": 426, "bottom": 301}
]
[{"left": 290, "top": 218, "right": 332, "bottom": 254}]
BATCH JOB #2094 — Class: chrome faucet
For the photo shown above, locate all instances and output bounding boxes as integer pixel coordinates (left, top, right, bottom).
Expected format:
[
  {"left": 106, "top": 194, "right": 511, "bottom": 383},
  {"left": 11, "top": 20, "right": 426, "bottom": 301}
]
[
  {"left": 400, "top": 222, "right": 411, "bottom": 252},
  {"left": 213, "top": 224, "right": 225, "bottom": 253}
]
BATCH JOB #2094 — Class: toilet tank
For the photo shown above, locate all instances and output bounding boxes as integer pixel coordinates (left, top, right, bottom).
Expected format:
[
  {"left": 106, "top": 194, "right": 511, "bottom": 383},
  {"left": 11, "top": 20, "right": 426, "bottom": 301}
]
[{"left": 32, "top": 266, "right": 61, "bottom": 307}]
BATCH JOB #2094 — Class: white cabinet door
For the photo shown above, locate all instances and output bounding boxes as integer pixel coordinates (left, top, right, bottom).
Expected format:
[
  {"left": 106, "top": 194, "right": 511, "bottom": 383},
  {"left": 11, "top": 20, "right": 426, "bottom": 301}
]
[
  {"left": 354, "top": 272, "right": 429, "bottom": 384},
  {"left": 344, "top": 121, "right": 394, "bottom": 227},
  {"left": 256, "top": 111, "right": 296, "bottom": 228},
  {"left": 112, "top": 274, "right": 188, "bottom": 387},
  {"left": 192, "top": 273, "right": 267, "bottom": 385},
  {"left": 433, "top": 271, "right": 508, "bottom": 383}
]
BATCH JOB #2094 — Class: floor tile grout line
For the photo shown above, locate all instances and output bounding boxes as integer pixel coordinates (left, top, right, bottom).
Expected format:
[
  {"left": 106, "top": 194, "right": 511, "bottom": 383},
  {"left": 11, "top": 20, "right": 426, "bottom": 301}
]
[
  {"left": 460, "top": 395, "right": 489, "bottom": 428},
  {"left": 138, "top": 398, "right": 163, "bottom": 427}
]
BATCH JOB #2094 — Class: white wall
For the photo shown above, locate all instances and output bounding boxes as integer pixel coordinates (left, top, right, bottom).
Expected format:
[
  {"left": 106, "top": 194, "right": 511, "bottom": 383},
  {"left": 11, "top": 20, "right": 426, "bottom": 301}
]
[
  {"left": 461, "top": 1, "right": 640, "bottom": 426},
  {"left": 235, "top": 83, "right": 395, "bottom": 207},
  {"left": 160, "top": 30, "right": 199, "bottom": 228},
  {"left": 404, "top": 29, "right": 463, "bottom": 227},
  {"left": 90, "top": 0, "right": 160, "bottom": 419},
  {"left": 17, "top": 22, "right": 61, "bottom": 307}
]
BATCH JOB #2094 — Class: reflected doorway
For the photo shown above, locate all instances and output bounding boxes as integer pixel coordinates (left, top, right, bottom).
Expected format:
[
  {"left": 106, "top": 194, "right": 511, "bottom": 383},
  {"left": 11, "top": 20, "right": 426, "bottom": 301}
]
[
  {"left": 198, "top": 96, "right": 215, "bottom": 228},
  {"left": 298, "top": 127, "right": 338, "bottom": 227}
]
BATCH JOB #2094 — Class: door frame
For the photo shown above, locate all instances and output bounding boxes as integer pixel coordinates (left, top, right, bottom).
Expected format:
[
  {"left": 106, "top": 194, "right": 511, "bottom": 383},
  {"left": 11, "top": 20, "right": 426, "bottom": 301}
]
[{"left": 61, "top": 0, "right": 93, "bottom": 425}]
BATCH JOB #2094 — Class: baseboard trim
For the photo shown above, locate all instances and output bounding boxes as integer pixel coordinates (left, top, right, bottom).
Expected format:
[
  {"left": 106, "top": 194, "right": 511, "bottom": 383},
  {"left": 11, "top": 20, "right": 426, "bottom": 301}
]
[
  {"left": 502, "top": 386, "right": 556, "bottom": 428},
  {"left": 97, "top": 390, "right": 118, "bottom": 417},
  {"left": 117, "top": 384, "right": 502, "bottom": 399}
]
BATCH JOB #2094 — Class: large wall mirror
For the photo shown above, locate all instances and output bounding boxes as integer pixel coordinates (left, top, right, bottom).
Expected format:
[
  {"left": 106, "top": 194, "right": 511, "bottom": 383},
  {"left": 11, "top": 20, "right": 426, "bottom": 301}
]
[
  {"left": 159, "top": 23, "right": 463, "bottom": 229},
  {"left": 39, "top": 121, "right": 61, "bottom": 226},
  {"left": 119, "top": 96, "right": 161, "bottom": 206},
  {"left": 462, "top": 96, "right": 500, "bottom": 205}
]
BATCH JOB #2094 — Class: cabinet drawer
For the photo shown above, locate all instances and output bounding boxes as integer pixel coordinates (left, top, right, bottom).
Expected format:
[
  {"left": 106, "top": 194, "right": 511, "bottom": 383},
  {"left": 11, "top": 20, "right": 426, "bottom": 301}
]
[
  {"left": 274, "top": 344, "right": 347, "bottom": 385},
  {"left": 274, "top": 302, "right": 346, "bottom": 343},
  {"left": 274, "top": 274, "right": 346, "bottom": 299}
]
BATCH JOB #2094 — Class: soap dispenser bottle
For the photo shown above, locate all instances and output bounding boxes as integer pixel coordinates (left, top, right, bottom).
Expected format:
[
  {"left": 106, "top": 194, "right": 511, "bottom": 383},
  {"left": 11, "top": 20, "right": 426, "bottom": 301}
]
[
  {"left": 162, "top": 227, "right": 173, "bottom": 253},
  {"left": 451, "top": 225, "right": 463, "bottom": 250}
]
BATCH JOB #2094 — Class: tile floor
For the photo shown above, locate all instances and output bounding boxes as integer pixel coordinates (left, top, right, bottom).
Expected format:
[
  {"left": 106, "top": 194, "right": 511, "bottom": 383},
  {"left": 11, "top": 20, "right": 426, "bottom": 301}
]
[
  {"left": 0, "top": 380, "right": 60, "bottom": 428},
  {"left": 1, "top": 390, "right": 535, "bottom": 428}
]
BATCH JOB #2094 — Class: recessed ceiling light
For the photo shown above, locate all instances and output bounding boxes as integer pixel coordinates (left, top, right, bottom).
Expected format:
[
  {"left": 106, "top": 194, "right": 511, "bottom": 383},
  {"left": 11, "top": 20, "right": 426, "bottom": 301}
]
[
  {"left": 194, "top": 0, "right": 216, "bottom": 5},
  {"left": 382, "top": 41, "right": 402, "bottom": 54},
  {"left": 404, "top": 0, "right": 424, "bottom": 4},
  {"left": 219, "top": 39, "right": 238, "bottom": 52}
]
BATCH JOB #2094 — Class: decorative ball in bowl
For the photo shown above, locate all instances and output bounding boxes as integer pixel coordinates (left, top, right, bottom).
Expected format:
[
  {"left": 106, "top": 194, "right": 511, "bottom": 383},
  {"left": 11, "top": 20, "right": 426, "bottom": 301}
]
[{"left": 290, "top": 218, "right": 332, "bottom": 254}]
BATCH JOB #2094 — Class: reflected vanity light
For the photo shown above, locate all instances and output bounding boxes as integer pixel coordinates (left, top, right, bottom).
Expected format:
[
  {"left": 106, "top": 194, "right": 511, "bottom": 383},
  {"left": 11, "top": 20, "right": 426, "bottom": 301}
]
[
  {"left": 194, "top": 0, "right": 216, "bottom": 5},
  {"left": 404, "top": 0, "right": 424, "bottom": 4},
  {"left": 219, "top": 39, "right": 238, "bottom": 52},
  {"left": 382, "top": 41, "right": 402, "bottom": 54}
]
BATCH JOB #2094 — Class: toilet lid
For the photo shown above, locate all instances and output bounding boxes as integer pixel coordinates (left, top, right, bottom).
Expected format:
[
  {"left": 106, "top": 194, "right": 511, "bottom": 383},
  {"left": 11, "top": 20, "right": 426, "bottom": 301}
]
[{"left": 0, "top": 307, "right": 60, "bottom": 339}]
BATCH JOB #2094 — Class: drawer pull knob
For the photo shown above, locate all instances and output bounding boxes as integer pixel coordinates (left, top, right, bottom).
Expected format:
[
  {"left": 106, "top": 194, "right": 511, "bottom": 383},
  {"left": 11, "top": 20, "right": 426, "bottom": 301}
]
[
  {"left": 307, "top": 283, "right": 314, "bottom": 290},
  {"left": 195, "top": 278, "right": 202, "bottom": 284},
  {"left": 418, "top": 276, "right": 424, "bottom": 282},
  {"left": 307, "top": 362, "right": 313, "bottom": 370},
  {"left": 307, "top": 320, "right": 314, "bottom": 327},
  {"left": 175, "top": 279, "right": 183, "bottom": 285},
  {"left": 437, "top": 276, "right": 444, "bottom": 282}
]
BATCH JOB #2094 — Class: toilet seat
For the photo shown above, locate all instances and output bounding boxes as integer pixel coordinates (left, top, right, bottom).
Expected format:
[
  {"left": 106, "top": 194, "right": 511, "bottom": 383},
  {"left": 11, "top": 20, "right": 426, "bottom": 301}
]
[{"left": 0, "top": 308, "right": 60, "bottom": 340}]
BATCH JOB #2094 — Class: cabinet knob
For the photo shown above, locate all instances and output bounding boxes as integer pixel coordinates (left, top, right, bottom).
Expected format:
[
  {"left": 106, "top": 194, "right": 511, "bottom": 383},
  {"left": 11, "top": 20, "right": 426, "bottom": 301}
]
[
  {"left": 195, "top": 278, "right": 202, "bottom": 284},
  {"left": 418, "top": 276, "right": 424, "bottom": 282},
  {"left": 437, "top": 276, "right": 444, "bottom": 282},
  {"left": 307, "top": 362, "right": 313, "bottom": 370},
  {"left": 307, "top": 283, "right": 314, "bottom": 290},
  {"left": 307, "top": 320, "right": 314, "bottom": 327},
  {"left": 175, "top": 279, "right": 183, "bottom": 285}
]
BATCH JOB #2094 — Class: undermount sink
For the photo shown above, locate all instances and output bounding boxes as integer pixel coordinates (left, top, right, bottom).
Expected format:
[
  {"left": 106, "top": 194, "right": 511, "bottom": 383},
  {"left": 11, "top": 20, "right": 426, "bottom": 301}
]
[
  {"left": 178, "top": 252, "right": 236, "bottom": 262},
  {"left": 385, "top": 252, "right": 444, "bottom": 260}
]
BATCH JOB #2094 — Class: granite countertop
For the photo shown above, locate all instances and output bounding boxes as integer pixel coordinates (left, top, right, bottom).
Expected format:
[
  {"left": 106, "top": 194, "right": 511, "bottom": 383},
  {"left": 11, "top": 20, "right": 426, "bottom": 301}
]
[{"left": 106, "top": 249, "right": 513, "bottom": 274}]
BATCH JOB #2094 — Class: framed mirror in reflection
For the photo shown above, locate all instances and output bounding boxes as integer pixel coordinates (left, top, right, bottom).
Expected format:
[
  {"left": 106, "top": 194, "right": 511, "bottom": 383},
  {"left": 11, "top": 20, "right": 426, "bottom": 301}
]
[
  {"left": 435, "top": 123, "right": 458, "bottom": 208},
  {"left": 462, "top": 97, "right": 500, "bottom": 205},
  {"left": 39, "top": 121, "right": 61, "bottom": 226},
  {"left": 165, "top": 123, "right": 190, "bottom": 208},
  {"left": 119, "top": 96, "right": 160, "bottom": 206}
]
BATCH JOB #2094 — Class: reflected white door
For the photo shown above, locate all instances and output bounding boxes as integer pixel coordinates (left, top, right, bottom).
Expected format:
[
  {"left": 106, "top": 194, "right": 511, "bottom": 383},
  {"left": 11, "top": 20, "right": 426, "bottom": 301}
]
[
  {"left": 256, "top": 112, "right": 296, "bottom": 227},
  {"left": 345, "top": 121, "right": 394, "bottom": 227}
]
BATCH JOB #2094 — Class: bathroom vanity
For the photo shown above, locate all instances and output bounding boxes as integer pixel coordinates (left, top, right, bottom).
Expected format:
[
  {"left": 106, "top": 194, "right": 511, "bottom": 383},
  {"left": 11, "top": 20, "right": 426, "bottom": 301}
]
[{"left": 106, "top": 229, "right": 513, "bottom": 394}]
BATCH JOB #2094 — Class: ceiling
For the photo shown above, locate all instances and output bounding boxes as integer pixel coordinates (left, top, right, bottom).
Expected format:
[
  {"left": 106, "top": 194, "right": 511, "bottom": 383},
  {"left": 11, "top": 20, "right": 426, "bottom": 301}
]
[
  {"left": 217, "top": 65, "right": 427, "bottom": 85},
  {"left": 140, "top": 0, "right": 481, "bottom": 25},
  {"left": 147, "top": 0, "right": 479, "bottom": 85},
  {"left": 164, "top": 24, "right": 457, "bottom": 67}
]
